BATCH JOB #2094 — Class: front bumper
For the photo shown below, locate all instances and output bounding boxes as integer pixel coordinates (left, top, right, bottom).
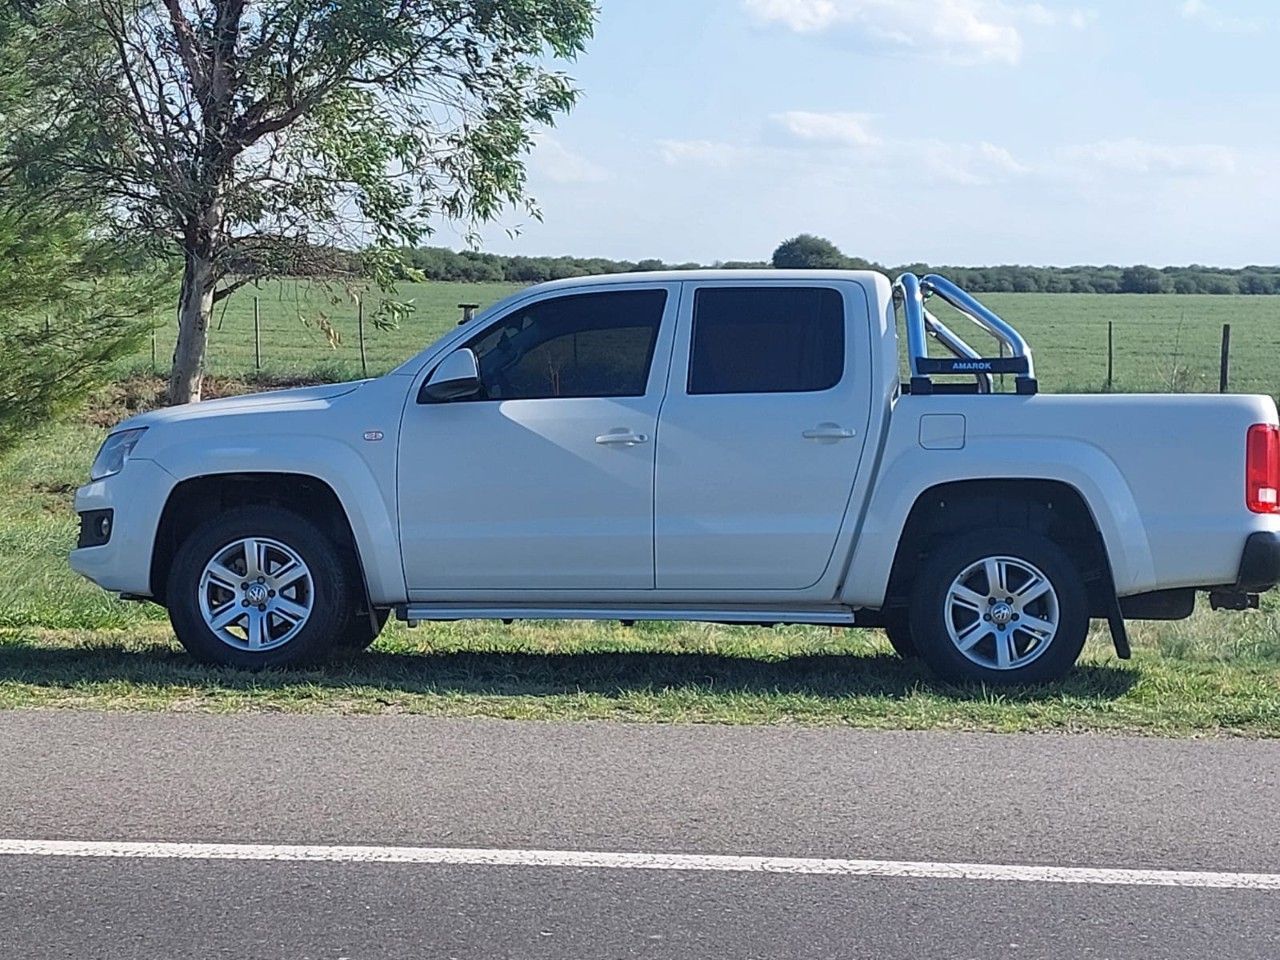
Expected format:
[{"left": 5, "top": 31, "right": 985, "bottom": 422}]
[
  {"left": 68, "top": 458, "right": 175, "bottom": 596},
  {"left": 1236, "top": 531, "right": 1280, "bottom": 593}
]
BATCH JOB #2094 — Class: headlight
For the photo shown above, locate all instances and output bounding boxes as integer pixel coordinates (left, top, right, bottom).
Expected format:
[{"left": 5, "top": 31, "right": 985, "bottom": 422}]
[{"left": 89, "top": 428, "right": 147, "bottom": 481}]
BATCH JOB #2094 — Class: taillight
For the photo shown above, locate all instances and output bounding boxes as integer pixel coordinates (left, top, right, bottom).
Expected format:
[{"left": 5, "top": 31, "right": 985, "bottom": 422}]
[{"left": 1246, "top": 423, "right": 1280, "bottom": 514}]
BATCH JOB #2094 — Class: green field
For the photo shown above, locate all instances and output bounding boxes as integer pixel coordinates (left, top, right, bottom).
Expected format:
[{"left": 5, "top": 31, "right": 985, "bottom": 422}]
[
  {"left": 131, "top": 281, "right": 1280, "bottom": 397},
  {"left": 132, "top": 279, "right": 523, "bottom": 380}
]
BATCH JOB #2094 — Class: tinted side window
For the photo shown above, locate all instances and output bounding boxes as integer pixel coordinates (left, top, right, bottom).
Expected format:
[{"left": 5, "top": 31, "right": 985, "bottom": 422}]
[
  {"left": 464, "top": 290, "right": 666, "bottom": 400},
  {"left": 688, "top": 287, "right": 844, "bottom": 395}
]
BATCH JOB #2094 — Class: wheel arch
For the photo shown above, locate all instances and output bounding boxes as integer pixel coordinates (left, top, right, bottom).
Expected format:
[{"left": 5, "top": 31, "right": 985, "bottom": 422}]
[
  {"left": 876, "top": 478, "right": 1119, "bottom": 619},
  {"left": 840, "top": 430, "right": 1159, "bottom": 611},
  {"left": 150, "top": 471, "right": 391, "bottom": 609}
]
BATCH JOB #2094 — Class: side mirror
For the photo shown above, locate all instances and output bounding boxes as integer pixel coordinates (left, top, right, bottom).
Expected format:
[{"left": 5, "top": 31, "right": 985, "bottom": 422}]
[{"left": 420, "top": 348, "right": 481, "bottom": 402}]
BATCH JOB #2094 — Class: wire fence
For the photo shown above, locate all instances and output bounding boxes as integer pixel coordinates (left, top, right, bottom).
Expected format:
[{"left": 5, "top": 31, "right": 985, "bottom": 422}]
[{"left": 137, "top": 280, "right": 515, "bottom": 382}]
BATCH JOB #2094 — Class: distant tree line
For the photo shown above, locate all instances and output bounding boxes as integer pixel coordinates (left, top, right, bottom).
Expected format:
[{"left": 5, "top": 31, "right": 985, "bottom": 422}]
[
  {"left": 396, "top": 246, "right": 769, "bottom": 283},
  {"left": 390, "top": 235, "right": 1280, "bottom": 294},
  {"left": 893, "top": 262, "right": 1280, "bottom": 295}
]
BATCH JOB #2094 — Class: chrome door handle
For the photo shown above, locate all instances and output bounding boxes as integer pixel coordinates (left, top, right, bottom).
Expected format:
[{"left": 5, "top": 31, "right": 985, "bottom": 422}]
[
  {"left": 595, "top": 429, "right": 650, "bottom": 446},
  {"left": 803, "top": 423, "right": 857, "bottom": 442}
]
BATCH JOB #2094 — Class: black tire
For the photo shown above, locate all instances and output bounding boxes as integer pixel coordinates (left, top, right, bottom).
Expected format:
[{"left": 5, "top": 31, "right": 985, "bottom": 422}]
[
  {"left": 166, "top": 505, "right": 357, "bottom": 669},
  {"left": 882, "top": 608, "right": 917, "bottom": 659},
  {"left": 908, "top": 530, "right": 1089, "bottom": 685},
  {"left": 337, "top": 607, "right": 390, "bottom": 651}
]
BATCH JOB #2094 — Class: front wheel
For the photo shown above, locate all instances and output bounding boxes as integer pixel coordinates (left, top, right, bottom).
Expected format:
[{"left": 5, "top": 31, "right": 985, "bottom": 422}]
[
  {"left": 908, "top": 531, "right": 1089, "bottom": 685},
  {"left": 881, "top": 608, "right": 916, "bottom": 659},
  {"left": 167, "top": 506, "right": 357, "bottom": 669}
]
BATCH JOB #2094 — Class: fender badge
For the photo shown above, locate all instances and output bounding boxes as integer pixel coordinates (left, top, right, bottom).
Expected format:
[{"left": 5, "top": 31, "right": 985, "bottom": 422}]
[{"left": 363, "top": 430, "right": 384, "bottom": 442}]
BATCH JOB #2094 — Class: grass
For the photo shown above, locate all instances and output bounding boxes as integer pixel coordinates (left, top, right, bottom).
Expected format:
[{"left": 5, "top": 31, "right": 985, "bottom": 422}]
[
  {"left": 125, "top": 280, "right": 1280, "bottom": 398},
  {"left": 965, "top": 292, "right": 1280, "bottom": 396},
  {"left": 1, "top": 619, "right": 1278, "bottom": 734},
  {"left": 2, "top": 411, "right": 1278, "bottom": 733}
]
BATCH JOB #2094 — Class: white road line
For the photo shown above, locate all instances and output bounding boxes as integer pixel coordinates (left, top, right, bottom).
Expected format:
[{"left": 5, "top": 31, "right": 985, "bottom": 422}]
[{"left": 0, "top": 839, "right": 1277, "bottom": 891}]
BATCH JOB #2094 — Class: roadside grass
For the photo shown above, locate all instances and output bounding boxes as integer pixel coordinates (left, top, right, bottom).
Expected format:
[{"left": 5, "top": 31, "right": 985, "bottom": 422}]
[
  {"left": 1, "top": 618, "right": 1278, "bottom": 734},
  {"left": 0, "top": 421, "right": 165, "bottom": 631},
  {"left": 122, "top": 282, "right": 1280, "bottom": 397}
]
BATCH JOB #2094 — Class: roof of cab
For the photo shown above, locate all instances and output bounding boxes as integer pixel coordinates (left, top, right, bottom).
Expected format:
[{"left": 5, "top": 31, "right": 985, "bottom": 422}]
[{"left": 520, "top": 268, "right": 891, "bottom": 289}]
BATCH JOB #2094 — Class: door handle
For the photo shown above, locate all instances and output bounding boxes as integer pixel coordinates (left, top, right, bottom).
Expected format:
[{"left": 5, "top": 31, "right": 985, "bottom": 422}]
[
  {"left": 803, "top": 423, "right": 857, "bottom": 443},
  {"left": 595, "top": 429, "right": 650, "bottom": 446}
]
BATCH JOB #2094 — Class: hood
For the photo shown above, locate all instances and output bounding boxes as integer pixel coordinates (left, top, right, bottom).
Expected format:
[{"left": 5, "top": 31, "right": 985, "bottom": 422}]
[{"left": 117, "top": 381, "right": 365, "bottom": 431}]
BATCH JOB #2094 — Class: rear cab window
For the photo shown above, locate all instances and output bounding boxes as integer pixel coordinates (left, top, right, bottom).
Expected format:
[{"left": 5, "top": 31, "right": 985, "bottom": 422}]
[{"left": 688, "top": 287, "right": 845, "bottom": 394}]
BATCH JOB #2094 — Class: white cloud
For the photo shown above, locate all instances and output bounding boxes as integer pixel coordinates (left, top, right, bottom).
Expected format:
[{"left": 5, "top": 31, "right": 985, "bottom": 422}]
[
  {"left": 1058, "top": 138, "right": 1238, "bottom": 178},
  {"left": 1179, "top": 0, "right": 1264, "bottom": 34},
  {"left": 920, "top": 140, "right": 1032, "bottom": 185},
  {"left": 1020, "top": 3, "right": 1096, "bottom": 28},
  {"left": 660, "top": 116, "right": 1030, "bottom": 189},
  {"left": 658, "top": 116, "right": 1242, "bottom": 201},
  {"left": 770, "top": 111, "right": 882, "bottom": 147},
  {"left": 743, "top": 0, "right": 842, "bottom": 31},
  {"left": 657, "top": 139, "right": 746, "bottom": 167},
  {"left": 742, "top": 0, "right": 1094, "bottom": 65},
  {"left": 529, "top": 134, "right": 609, "bottom": 185}
]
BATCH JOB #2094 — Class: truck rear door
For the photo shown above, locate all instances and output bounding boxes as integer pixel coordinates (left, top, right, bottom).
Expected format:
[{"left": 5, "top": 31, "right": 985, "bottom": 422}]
[{"left": 653, "top": 280, "right": 874, "bottom": 591}]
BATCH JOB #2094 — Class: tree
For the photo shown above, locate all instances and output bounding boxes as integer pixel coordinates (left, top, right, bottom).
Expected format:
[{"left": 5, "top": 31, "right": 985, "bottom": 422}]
[
  {"left": 0, "top": 9, "right": 168, "bottom": 455},
  {"left": 1120, "top": 265, "right": 1167, "bottom": 294},
  {"left": 18, "top": 0, "right": 596, "bottom": 403},
  {"left": 0, "top": 207, "right": 165, "bottom": 455},
  {"left": 772, "top": 234, "right": 849, "bottom": 269},
  {"left": 1239, "top": 271, "right": 1277, "bottom": 295}
]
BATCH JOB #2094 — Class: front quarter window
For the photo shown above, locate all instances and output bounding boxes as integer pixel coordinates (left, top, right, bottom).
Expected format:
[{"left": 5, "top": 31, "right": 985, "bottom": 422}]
[{"left": 89, "top": 427, "right": 147, "bottom": 481}]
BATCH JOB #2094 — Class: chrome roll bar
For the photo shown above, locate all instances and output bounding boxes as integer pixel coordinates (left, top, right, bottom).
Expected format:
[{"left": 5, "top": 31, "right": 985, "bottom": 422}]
[
  {"left": 897, "top": 272, "right": 928, "bottom": 377},
  {"left": 923, "top": 307, "right": 993, "bottom": 394},
  {"left": 892, "top": 272, "right": 1038, "bottom": 396}
]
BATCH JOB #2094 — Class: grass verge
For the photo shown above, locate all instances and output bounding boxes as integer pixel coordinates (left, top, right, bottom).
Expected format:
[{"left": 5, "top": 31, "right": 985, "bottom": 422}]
[{"left": 1, "top": 619, "right": 1278, "bottom": 735}]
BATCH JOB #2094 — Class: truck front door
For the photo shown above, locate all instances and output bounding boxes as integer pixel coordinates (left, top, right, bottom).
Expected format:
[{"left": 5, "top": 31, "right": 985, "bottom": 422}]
[{"left": 399, "top": 285, "right": 678, "bottom": 593}]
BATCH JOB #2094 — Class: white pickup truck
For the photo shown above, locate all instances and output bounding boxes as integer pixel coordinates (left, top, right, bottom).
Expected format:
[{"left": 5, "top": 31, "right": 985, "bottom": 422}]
[{"left": 71, "top": 270, "right": 1280, "bottom": 683}]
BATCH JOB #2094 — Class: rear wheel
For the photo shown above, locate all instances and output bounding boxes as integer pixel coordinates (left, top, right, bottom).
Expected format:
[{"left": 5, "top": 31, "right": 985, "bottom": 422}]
[
  {"left": 908, "top": 531, "right": 1088, "bottom": 685},
  {"left": 167, "top": 506, "right": 356, "bottom": 669}
]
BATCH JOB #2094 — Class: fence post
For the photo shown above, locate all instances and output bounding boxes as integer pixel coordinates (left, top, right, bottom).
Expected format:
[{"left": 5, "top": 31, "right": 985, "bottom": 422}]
[
  {"left": 1219, "top": 323, "right": 1231, "bottom": 393},
  {"left": 253, "top": 295, "right": 261, "bottom": 372},
  {"left": 1106, "top": 321, "right": 1114, "bottom": 392},
  {"left": 151, "top": 327, "right": 157, "bottom": 373},
  {"left": 357, "top": 296, "right": 368, "bottom": 379}
]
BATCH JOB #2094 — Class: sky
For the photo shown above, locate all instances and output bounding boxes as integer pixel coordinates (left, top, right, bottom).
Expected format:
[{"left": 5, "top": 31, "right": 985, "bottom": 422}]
[{"left": 446, "top": 0, "right": 1280, "bottom": 268}]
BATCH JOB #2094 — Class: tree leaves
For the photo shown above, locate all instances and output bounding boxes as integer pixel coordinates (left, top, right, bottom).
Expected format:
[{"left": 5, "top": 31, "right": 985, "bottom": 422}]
[{"left": 9, "top": 0, "right": 597, "bottom": 400}]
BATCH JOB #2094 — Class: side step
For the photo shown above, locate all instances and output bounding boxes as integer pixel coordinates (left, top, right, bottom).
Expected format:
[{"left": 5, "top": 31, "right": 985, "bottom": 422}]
[{"left": 399, "top": 604, "right": 857, "bottom": 627}]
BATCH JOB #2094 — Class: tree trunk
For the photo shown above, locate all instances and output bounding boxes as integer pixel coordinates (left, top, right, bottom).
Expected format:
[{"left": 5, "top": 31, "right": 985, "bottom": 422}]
[{"left": 168, "top": 249, "right": 216, "bottom": 405}]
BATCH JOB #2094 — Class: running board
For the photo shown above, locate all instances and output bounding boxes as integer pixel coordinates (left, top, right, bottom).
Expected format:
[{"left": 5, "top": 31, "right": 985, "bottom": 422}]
[{"left": 399, "top": 604, "right": 857, "bottom": 627}]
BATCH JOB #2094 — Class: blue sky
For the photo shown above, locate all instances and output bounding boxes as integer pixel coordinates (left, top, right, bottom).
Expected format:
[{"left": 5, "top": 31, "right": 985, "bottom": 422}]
[{"left": 452, "top": 0, "right": 1280, "bottom": 267}]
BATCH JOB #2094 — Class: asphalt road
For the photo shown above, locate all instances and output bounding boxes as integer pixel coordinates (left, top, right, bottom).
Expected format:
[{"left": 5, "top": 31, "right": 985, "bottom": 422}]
[{"left": 1, "top": 712, "right": 1277, "bottom": 959}]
